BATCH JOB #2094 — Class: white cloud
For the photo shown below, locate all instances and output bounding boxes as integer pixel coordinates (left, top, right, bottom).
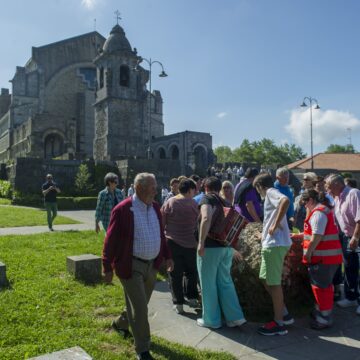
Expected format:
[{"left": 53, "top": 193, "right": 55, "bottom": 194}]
[
  {"left": 81, "top": 0, "right": 97, "bottom": 9},
  {"left": 217, "top": 112, "right": 228, "bottom": 119},
  {"left": 285, "top": 108, "right": 360, "bottom": 147}
]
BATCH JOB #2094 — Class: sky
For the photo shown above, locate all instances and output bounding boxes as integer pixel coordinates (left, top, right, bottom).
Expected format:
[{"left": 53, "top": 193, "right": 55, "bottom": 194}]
[{"left": 1, "top": 0, "right": 360, "bottom": 155}]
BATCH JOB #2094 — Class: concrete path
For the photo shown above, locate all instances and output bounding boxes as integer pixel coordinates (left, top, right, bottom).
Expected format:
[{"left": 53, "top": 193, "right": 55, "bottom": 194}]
[
  {"left": 0, "top": 209, "right": 95, "bottom": 236},
  {"left": 149, "top": 281, "right": 360, "bottom": 360}
]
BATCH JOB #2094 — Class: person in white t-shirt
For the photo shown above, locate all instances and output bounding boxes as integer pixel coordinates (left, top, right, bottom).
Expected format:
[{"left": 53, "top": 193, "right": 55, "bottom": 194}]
[{"left": 253, "top": 173, "right": 293, "bottom": 336}]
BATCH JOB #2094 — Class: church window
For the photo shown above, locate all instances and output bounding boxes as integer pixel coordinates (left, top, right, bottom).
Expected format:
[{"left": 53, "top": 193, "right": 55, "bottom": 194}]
[
  {"left": 119, "top": 65, "right": 130, "bottom": 87},
  {"left": 170, "top": 145, "right": 179, "bottom": 160},
  {"left": 99, "top": 67, "right": 104, "bottom": 88}
]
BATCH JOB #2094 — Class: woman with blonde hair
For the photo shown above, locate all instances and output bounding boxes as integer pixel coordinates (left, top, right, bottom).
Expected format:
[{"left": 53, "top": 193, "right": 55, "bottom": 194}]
[{"left": 220, "top": 180, "right": 234, "bottom": 206}]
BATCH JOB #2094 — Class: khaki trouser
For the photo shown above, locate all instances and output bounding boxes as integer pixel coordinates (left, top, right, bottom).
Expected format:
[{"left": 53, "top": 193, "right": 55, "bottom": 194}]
[{"left": 115, "top": 258, "right": 157, "bottom": 354}]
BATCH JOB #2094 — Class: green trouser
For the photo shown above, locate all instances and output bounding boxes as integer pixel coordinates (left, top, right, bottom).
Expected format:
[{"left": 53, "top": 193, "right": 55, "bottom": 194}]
[
  {"left": 116, "top": 258, "right": 157, "bottom": 354},
  {"left": 45, "top": 202, "right": 57, "bottom": 228}
]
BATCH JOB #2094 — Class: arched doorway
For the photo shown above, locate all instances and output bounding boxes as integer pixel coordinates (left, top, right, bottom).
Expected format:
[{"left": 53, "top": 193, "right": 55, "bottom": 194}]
[
  {"left": 44, "top": 134, "right": 64, "bottom": 159},
  {"left": 170, "top": 145, "right": 179, "bottom": 160},
  {"left": 194, "top": 145, "right": 207, "bottom": 176},
  {"left": 157, "top": 147, "right": 166, "bottom": 159}
]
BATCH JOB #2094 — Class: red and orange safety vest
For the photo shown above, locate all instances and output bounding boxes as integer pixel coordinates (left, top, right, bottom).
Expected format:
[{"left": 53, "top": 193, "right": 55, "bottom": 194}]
[{"left": 303, "top": 205, "right": 343, "bottom": 265}]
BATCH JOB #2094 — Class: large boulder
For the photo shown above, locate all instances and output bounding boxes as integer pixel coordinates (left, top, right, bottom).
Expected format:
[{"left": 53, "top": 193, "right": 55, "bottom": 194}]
[{"left": 232, "top": 223, "right": 313, "bottom": 319}]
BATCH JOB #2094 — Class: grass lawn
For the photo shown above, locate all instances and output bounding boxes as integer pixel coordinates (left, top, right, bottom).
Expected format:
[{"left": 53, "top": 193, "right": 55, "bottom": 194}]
[
  {"left": 0, "top": 206, "right": 79, "bottom": 227},
  {"left": 0, "top": 198, "right": 11, "bottom": 205},
  {"left": 0, "top": 231, "right": 235, "bottom": 360}
]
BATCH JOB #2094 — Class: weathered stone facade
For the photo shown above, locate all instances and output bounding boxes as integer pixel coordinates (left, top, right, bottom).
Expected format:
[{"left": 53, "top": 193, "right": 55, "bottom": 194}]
[
  {"left": 0, "top": 22, "right": 213, "bottom": 186},
  {"left": 0, "top": 32, "right": 105, "bottom": 162}
]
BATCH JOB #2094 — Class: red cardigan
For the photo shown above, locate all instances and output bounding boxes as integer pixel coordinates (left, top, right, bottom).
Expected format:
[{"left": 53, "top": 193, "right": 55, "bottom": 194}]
[{"left": 102, "top": 197, "right": 171, "bottom": 279}]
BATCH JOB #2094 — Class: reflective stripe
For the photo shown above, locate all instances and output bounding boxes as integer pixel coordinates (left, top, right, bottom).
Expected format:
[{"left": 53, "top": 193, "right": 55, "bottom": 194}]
[
  {"left": 323, "top": 234, "right": 339, "bottom": 241},
  {"left": 303, "top": 234, "right": 338, "bottom": 241},
  {"left": 312, "top": 248, "right": 343, "bottom": 257}
]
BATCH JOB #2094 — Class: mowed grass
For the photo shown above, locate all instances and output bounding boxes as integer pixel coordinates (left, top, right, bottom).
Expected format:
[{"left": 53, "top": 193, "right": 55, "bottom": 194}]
[
  {"left": 0, "top": 231, "right": 235, "bottom": 360},
  {"left": 0, "top": 198, "right": 11, "bottom": 205},
  {"left": 0, "top": 206, "right": 79, "bottom": 227}
]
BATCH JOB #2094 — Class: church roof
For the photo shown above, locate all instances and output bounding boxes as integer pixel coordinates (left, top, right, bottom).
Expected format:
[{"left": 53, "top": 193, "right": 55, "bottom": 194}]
[{"left": 102, "top": 24, "right": 132, "bottom": 53}]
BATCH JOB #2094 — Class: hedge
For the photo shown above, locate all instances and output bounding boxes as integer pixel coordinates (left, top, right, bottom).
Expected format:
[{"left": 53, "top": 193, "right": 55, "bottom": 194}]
[
  {"left": 57, "top": 197, "right": 97, "bottom": 210},
  {"left": 12, "top": 193, "right": 97, "bottom": 210}
]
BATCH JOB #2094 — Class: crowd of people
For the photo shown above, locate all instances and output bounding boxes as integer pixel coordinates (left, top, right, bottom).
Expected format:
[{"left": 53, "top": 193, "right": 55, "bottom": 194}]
[{"left": 90, "top": 168, "right": 360, "bottom": 360}]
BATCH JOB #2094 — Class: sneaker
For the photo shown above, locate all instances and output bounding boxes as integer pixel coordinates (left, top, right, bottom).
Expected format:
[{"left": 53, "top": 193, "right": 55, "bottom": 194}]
[
  {"left": 257, "top": 321, "right": 288, "bottom": 336},
  {"left": 196, "top": 318, "right": 222, "bottom": 329},
  {"left": 173, "top": 304, "right": 184, "bottom": 314},
  {"left": 356, "top": 305, "right": 360, "bottom": 315},
  {"left": 310, "top": 314, "right": 333, "bottom": 330},
  {"left": 310, "top": 308, "right": 320, "bottom": 320},
  {"left": 111, "top": 320, "right": 132, "bottom": 338},
  {"left": 337, "top": 298, "right": 358, "bottom": 308},
  {"left": 49, "top": 227, "right": 54, "bottom": 231},
  {"left": 187, "top": 299, "right": 199, "bottom": 308},
  {"left": 283, "top": 313, "right": 295, "bottom": 325},
  {"left": 226, "top": 318, "right": 247, "bottom": 327}
]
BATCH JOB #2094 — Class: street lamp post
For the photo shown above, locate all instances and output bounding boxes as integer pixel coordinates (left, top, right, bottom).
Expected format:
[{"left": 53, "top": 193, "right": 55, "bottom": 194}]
[
  {"left": 300, "top": 97, "right": 320, "bottom": 170},
  {"left": 136, "top": 57, "right": 168, "bottom": 159}
]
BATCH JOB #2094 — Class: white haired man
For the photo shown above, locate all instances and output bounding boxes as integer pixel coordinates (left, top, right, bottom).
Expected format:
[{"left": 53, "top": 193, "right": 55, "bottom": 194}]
[
  {"left": 274, "top": 167, "right": 295, "bottom": 229},
  {"left": 325, "top": 174, "right": 360, "bottom": 315},
  {"left": 103, "top": 173, "right": 173, "bottom": 360}
]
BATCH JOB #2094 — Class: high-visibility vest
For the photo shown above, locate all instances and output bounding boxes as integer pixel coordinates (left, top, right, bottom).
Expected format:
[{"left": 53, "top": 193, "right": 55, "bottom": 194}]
[{"left": 303, "top": 205, "right": 343, "bottom": 265}]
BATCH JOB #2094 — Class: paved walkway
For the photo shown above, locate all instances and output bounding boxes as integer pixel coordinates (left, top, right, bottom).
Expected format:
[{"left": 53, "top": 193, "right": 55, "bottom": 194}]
[
  {"left": 2, "top": 208, "right": 360, "bottom": 359},
  {"left": 149, "top": 281, "right": 360, "bottom": 359},
  {"left": 0, "top": 209, "right": 95, "bottom": 236}
]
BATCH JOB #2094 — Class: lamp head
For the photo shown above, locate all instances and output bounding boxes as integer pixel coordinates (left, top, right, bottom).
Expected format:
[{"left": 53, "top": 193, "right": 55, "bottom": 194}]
[
  {"left": 314, "top": 104, "right": 320, "bottom": 110},
  {"left": 300, "top": 101, "right": 307, "bottom": 107},
  {"left": 159, "top": 70, "right": 168, "bottom": 78}
]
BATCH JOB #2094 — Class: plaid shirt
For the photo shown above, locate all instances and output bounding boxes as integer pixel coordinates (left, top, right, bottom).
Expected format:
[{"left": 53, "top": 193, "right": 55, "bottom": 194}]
[
  {"left": 132, "top": 194, "right": 161, "bottom": 260},
  {"left": 95, "top": 188, "right": 123, "bottom": 230}
]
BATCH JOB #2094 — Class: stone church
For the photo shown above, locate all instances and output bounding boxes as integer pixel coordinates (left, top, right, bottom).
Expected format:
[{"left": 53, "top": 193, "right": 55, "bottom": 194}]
[{"left": 0, "top": 22, "right": 213, "bottom": 179}]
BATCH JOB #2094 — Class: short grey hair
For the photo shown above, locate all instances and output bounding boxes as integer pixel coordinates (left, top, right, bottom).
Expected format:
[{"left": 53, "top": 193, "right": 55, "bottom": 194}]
[
  {"left": 325, "top": 173, "right": 344, "bottom": 186},
  {"left": 276, "top": 167, "right": 289, "bottom": 177},
  {"left": 104, "top": 172, "right": 118, "bottom": 186},
  {"left": 134, "top": 173, "right": 156, "bottom": 187}
]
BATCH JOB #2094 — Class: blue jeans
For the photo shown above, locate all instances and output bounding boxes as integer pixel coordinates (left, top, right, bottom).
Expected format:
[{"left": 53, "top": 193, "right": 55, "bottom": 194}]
[
  {"left": 340, "top": 233, "right": 360, "bottom": 303},
  {"left": 197, "top": 247, "right": 244, "bottom": 327}
]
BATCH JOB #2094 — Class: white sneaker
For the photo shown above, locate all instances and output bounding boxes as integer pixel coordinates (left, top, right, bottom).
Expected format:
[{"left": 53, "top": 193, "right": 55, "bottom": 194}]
[
  {"left": 196, "top": 318, "right": 222, "bottom": 329},
  {"left": 226, "top": 318, "right": 247, "bottom": 327},
  {"left": 337, "top": 298, "right": 358, "bottom": 308},
  {"left": 173, "top": 304, "right": 184, "bottom": 314},
  {"left": 356, "top": 305, "right": 360, "bottom": 315}
]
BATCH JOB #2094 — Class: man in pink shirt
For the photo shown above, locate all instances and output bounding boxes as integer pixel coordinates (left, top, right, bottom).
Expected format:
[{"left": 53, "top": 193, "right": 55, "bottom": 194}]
[{"left": 325, "top": 174, "right": 360, "bottom": 315}]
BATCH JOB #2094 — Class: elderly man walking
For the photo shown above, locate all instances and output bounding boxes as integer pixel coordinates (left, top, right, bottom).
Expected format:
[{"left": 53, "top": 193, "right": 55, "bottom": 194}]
[
  {"left": 325, "top": 174, "right": 360, "bottom": 315},
  {"left": 102, "top": 173, "right": 173, "bottom": 360},
  {"left": 274, "top": 167, "right": 295, "bottom": 229}
]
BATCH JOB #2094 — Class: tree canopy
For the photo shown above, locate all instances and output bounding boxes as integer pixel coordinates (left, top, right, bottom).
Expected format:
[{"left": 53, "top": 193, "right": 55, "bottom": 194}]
[
  {"left": 325, "top": 144, "right": 355, "bottom": 153},
  {"left": 214, "top": 139, "right": 306, "bottom": 165}
]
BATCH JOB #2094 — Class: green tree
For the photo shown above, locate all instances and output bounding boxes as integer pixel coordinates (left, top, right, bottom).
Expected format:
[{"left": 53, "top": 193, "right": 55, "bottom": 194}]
[
  {"left": 325, "top": 144, "right": 355, "bottom": 153},
  {"left": 75, "top": 164, "right": 94, "bottom": 196},
  {"left": 214, "top": 145, "right": 233, "bottom": 163},
  {"left": 214, "top": 139, "right": 306, "bottom": 166}
]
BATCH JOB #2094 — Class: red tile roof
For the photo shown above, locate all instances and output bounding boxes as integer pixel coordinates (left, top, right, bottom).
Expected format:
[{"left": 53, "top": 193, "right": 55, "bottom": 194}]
[{"left": 287, "top": 153, "right": 360, "bottom": 171}]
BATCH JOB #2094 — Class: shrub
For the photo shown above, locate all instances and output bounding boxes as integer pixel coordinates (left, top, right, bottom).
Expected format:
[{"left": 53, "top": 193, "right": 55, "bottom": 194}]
[
  {"left": 0, "top": 180, "right": 12, "bottom": 199},
  {"left": 57, "top": 196, "right": 97, "bottom": 210},
  {"left": 12, "top": 191, "right": 43, "bottom": 207},
  {"left": 75, "top": 164, "right": 94, "bottom": 196}
]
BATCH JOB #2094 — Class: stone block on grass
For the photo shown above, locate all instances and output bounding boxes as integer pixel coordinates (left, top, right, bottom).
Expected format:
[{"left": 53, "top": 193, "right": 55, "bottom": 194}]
[
  {"left": 0, "top": 262, "right": 8, "bottom": 288},
  {"left": 67, "top": 254, "right": 102, "bottom": 284},
  {"left": 29, "top": 346, "right": 92, "bottom": 359}
]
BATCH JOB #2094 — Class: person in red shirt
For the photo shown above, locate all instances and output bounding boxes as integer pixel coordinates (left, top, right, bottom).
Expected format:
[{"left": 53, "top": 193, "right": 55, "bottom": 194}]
[{"left": 102, "top": 173, "right": 173, "bottom": 360}]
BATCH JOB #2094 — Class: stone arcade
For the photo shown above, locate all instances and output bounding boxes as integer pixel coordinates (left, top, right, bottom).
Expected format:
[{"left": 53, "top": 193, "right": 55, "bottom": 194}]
[{"left": 0, "top": 21, "right": 213, "bottom": 187}]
